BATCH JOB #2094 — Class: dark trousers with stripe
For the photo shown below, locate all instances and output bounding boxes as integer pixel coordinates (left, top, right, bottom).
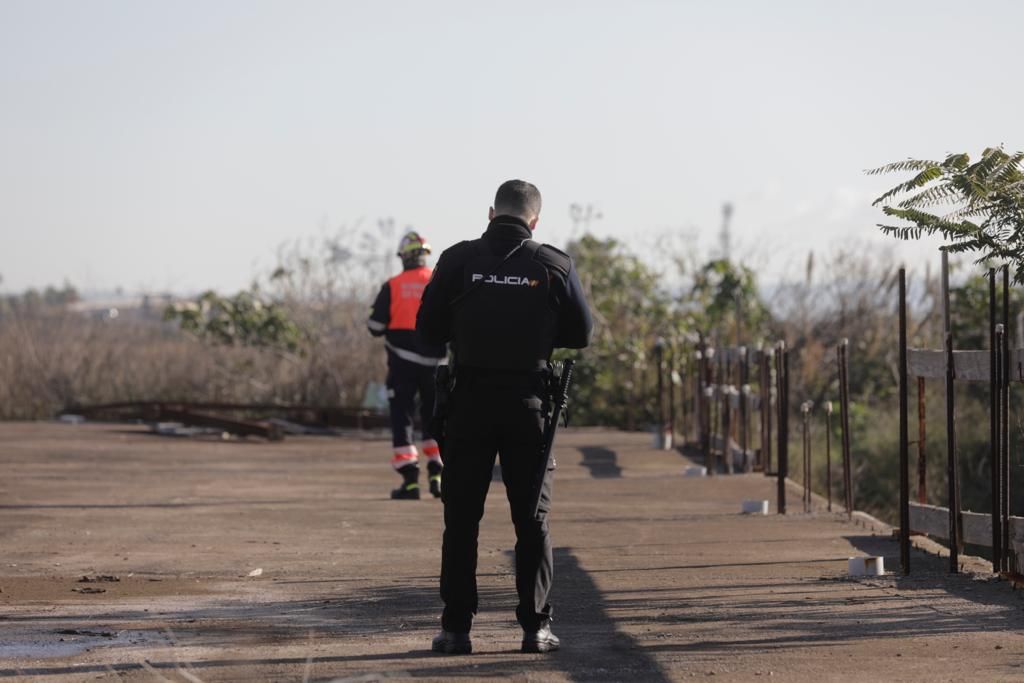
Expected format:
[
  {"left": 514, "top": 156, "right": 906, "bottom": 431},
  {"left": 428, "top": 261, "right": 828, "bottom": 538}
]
[
  {"left": 386, "top": 355, "right": 437, "bottom": 447},
  {"left": 440, "top": 372, "right": 554, "bottom": 632}
]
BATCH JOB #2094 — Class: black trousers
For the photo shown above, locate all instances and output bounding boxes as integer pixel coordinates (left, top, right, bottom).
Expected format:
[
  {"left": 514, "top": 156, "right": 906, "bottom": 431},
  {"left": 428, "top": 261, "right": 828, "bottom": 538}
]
[
  {"left": 440, "top": 373, "right": 554, "bottom": 633},
  {"left": 386, "top": 356, "right": 437, "bottom": 447}
]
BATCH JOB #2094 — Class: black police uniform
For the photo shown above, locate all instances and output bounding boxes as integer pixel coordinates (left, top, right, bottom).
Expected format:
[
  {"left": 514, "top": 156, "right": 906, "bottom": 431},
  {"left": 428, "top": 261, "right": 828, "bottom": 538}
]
[{"left": 416, "top": 215, "right": 592, "bottom": 634}]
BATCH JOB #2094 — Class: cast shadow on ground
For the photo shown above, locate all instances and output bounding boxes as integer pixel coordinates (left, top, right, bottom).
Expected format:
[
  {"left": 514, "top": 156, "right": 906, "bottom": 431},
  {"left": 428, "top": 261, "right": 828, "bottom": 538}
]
[
  {"left": 0, "top": 548, "right": 669, "bottom": 682},
  {"left": 0, "top": 500, "right": 300, "bottom": 510},
  {"left": 577, "top": 446, "right": 623, "bottom": 479},
  {"left": 617, "top": 532, "right": 1024, "bottom": 659}
]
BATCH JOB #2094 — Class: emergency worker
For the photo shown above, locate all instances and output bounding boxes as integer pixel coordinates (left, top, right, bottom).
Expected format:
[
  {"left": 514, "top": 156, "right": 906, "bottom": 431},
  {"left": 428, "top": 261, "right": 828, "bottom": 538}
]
[
  {"left": 367, "top": 231, "right": 447, "bottom": 500},
  {"left": 417, "top": 180, "right": 592, "bottom": 655}
]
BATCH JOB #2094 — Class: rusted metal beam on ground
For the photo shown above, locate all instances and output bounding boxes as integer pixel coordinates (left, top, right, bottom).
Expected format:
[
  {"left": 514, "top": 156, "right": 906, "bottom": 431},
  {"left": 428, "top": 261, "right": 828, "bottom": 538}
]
[
  {"left": 148, "top": 406, "right": 283, "bottom": 441},
  {"left": 60, "top": 401, "right": 390, "bottom": 430}
]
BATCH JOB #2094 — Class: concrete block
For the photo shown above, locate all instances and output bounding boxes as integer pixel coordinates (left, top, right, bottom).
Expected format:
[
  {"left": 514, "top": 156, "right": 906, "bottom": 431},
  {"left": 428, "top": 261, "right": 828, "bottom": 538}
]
[
  {"left": 847, "top": 556, "right": 885, "bottom": 576},
  {"left": 741, "top": 500, "right": 769, "bottom": 515},
  {"left": 683, "top": 466, "right": 707, "bottom": 477}
]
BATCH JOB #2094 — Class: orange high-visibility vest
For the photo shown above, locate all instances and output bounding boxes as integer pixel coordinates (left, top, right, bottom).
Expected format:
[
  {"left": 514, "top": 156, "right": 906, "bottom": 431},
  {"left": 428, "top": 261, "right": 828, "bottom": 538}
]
[{"left": 387, "top": 267, "right": 432, "bottom": 331}]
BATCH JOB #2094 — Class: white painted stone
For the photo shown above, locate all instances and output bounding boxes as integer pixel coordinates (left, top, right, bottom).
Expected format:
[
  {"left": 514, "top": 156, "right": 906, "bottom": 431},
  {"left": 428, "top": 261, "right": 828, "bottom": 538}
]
[
  {"left": 847, "top": 556, "right": 885, "bottom": 576},
  {"left": 741, "top": 500, "right": 769, "bottom": 515}
]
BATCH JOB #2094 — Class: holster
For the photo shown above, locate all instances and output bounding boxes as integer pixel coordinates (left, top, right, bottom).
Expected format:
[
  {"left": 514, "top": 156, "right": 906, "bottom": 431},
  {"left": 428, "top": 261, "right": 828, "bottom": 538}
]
[{"left": 431, "top": 364, "right": 453, "bottom": 451}]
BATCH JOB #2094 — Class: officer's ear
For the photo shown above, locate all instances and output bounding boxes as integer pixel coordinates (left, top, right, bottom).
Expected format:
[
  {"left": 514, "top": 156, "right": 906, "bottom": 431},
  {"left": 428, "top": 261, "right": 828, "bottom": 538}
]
[
  {"left": 488, "top": 207, "right": 495, "bottom": 220},
  {"left": 527, "top": 216, "right": 539, "bottom": 231}
]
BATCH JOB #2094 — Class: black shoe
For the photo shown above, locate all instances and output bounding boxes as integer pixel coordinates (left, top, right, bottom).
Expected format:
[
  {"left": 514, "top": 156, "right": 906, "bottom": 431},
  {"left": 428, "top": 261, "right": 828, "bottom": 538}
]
[
  {"left": 521, "top": 623, "right": 560, "bottom": 653},
  {"left": 429, "top": 474, "right": 442, "bottom": 498},
  {"left": 431, "top": 630, "right": 472, "bottom": 655},
  {"left": 390, "top": 482, "right": 420, "bottom": 500}
]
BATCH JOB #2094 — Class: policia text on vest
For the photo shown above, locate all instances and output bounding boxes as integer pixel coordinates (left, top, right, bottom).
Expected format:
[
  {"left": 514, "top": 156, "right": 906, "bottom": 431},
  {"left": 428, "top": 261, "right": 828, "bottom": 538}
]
[{"left": 416, "top": 179, "right": 593, "bottom": 655}]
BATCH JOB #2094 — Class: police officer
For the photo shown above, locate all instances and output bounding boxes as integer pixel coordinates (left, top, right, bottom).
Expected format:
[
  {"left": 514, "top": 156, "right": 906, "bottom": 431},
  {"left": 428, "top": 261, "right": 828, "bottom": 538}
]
[
  {"left": 367, "top": 231, "right": 447, "bottom": 500},
  {"left": 417, "top": 180, "right": 592, "bottom": 654}
]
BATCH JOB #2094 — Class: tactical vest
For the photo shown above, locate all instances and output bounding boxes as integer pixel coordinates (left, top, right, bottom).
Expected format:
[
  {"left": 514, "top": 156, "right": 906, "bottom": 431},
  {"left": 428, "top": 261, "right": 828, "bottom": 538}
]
[
  {"left": 452, "top": 241, "right": 557, "bottom": 371},
  {"left": 387, "top": 267, "right": 432, "bottom": 331}
]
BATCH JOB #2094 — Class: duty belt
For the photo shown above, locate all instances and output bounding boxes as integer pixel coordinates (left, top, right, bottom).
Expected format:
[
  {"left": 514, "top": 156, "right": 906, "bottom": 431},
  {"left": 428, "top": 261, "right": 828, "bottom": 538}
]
[{"left": 455, "top": 363, "right": 551, "bottom": 387}]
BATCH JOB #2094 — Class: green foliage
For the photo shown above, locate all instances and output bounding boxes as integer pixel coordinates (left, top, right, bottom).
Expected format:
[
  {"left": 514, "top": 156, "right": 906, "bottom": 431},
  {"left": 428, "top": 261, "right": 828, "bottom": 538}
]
[
  {"left": 164, "top": 290, "right": 306, "bottom": 355},
  {"left": 870, "top": 147, "right": 1024, "bottom": 282},
  {"left": 684, "top": 258, "right": 772, "bottom": 342},
  {"left": 948, "top": 270, "right": 1024, "bottom": 350},
  {"left": 562, "top": 234, "right": 672, "bottom": 428}
]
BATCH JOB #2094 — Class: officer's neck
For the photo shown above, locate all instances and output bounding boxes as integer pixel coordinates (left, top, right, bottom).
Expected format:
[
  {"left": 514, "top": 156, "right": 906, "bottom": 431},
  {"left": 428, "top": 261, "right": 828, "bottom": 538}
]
[{"left": 488, "top": 215, "right": 533, "bottom": 231}]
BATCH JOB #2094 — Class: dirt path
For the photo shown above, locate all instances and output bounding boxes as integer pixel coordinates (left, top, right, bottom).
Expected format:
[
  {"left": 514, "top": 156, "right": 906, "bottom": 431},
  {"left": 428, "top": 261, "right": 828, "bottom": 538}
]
[{"left": 2, "top": 423, "right": 1024, "bottom": 681}]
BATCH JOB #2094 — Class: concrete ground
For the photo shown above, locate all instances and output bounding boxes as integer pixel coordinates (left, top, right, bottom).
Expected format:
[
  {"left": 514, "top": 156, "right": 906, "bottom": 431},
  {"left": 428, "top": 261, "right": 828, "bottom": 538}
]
[{"left": 2, "top": 423, "right": 1024, "bottom": 682}]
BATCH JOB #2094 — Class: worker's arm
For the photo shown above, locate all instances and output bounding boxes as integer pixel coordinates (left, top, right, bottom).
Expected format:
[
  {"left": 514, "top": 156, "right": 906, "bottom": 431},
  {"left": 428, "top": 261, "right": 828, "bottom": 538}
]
[{"left": 367, "top": 282, "right": 390, "bottom": 337}]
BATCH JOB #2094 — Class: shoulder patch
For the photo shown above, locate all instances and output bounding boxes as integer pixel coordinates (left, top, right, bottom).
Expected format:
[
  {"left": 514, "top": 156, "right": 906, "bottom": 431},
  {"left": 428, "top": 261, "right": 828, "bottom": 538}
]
[{"left": 533, "top": 243, "right": 571, "bottom": 277}]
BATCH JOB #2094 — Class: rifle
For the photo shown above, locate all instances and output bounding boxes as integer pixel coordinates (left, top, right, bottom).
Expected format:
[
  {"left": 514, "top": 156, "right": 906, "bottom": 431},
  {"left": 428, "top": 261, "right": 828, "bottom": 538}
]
[{"left": 530, "top": 359, "right": 576, "bottom": 518}]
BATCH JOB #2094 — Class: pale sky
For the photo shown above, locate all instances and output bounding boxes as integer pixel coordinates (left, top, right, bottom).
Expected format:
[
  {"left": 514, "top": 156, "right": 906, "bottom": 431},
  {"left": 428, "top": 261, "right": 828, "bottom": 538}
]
[{"left": 2, "top": 0, "right": 1022, "bottom": 295}]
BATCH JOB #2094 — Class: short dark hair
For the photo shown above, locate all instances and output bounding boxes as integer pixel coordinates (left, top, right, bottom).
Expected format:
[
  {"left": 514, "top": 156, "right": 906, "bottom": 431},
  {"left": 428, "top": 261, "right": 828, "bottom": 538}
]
[{"left": 493, "top": 179, "right": 542, "bottom": 220}]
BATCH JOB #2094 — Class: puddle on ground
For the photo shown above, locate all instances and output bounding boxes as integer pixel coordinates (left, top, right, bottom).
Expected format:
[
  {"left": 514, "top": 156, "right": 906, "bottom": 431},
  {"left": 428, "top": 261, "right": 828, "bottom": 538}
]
[{"left": 0, "top": 628, "right": 155, "bottom": 659}]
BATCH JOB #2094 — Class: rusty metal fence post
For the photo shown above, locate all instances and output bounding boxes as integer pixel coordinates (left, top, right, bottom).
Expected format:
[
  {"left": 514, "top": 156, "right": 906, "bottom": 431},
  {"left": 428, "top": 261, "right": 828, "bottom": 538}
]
[
  {"left": 765, "top": 348, "right": 774, "bottom": 474},
  {"left": 942, "top": 250, "right": 962, "bottom": 572},
  {"left": 777, "top": 342, "right": 789, "bottom": 514},
  {"left": 659, "top": 337, "right": 667, "bottom": 448},
  {"left": 723, "top": 385, "right": 735, "bottom": 474},
  {"left": 899, "top": 267, "right": 910, "bottom": 575},
  {"left": 1001, "top": 265, "right": 1011, "bottom": 572},
  {"left": 990, "top": 268, "right": 1003, "bottom": 571},
  {"left": 838, "top": 339, "right": 853, "bottom": 518},
  {"left": 801, "top": 401, "right": 812, "bottom": 513},
  {"left": 740, "top": 346, "right": 750, "bottom": 471},
  {"left": 917, "top": 377, "right": 927, "bottom": 505},
  {"left": 668, "top": 342, "right": 677, "bottom": 447},
  {"left": 825, "top": 401, "right": 833, "bottom": 512}
]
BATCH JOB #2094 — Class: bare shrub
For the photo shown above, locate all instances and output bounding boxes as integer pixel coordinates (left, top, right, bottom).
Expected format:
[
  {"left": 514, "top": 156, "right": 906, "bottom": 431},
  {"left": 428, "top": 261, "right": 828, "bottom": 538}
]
[{"left": 0, "top": 222, "right": 398, "bottom": 419}]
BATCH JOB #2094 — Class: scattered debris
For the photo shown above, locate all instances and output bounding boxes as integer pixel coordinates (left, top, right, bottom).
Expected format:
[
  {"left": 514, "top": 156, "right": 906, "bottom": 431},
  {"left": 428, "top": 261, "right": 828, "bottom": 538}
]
[
  {"left": 55, "top": 628, "right": 116, "bottom": 638},
  {"left": 267, "top": 418, "right": 335, "bottom": 435},
  {"left": 247, "top": 568, "right": 263, "bottom": 577},
  {"left": 71, "top": 587, "right": 106, "bottom": 594},
  {"left": 78, "top": 575, "right": 120, "bottom": 583},
  {"left": 151, "top": 422, "right": 226, "bottom": 438}
]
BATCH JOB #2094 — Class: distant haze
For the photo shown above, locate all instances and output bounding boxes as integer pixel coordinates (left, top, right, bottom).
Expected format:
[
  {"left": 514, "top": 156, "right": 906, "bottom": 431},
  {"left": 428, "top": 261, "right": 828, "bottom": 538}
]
[{"left": 2, "top": 0, "right": 1021, "bottom": 295}]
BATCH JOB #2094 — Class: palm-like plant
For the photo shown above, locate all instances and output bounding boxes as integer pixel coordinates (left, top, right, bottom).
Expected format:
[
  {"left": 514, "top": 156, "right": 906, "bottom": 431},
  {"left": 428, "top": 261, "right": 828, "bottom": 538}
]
[{"left": 869, "top": 147, "right": 1024, "bottom": 281}]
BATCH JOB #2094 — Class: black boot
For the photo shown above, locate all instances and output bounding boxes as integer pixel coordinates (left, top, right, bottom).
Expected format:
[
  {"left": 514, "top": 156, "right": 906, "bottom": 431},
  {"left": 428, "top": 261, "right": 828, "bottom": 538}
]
[
  {"left": 431, "top": 630, "right": 472, "bottom": 655},
  {"left": 391, "top": 463, "right": 420, "bottom": 500},
  {"left": 427, "top": 460, "right": 443, "bottom": 499},
  {"left": 521, "top": 623, "right": 560, "bottom": 653}
]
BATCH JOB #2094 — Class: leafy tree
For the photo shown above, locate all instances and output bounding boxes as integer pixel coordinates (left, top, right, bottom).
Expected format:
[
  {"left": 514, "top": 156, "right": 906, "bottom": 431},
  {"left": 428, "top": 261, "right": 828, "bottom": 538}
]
[
  {"left": 869, "top": 147, "right": 1024, "bottom": 281},
  {"left": 164, "top": 289, "right": 306, "bottom": 355},
  {"left": 563, "top": 234, "right": 672, "bottom": 428},
  {"left": 682, "top": 258, "right": 772, "bottom": 344}
]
